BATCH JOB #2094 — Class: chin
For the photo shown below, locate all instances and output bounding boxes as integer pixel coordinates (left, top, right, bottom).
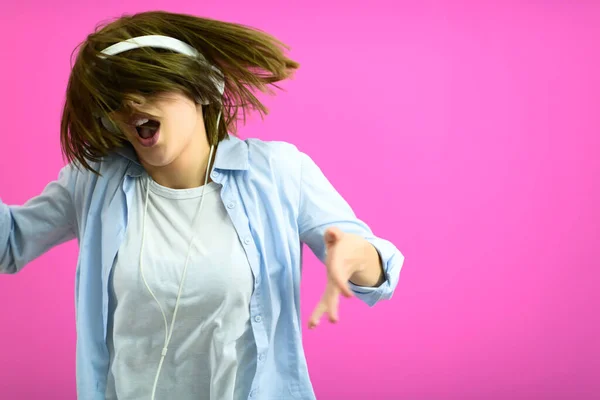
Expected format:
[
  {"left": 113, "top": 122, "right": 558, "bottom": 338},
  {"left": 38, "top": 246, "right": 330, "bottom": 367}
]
[
  {"left": 132, "top": 142, "right": 176, "bottom": 168},
  {"left": 140, "top": 153, "right": 178, "bottom": 169}
]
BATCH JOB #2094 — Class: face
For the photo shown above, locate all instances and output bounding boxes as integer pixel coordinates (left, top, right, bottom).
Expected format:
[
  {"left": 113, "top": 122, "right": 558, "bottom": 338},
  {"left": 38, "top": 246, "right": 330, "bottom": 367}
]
[{"left": 113, "top": 91, "right": 207, "bottom": 168}]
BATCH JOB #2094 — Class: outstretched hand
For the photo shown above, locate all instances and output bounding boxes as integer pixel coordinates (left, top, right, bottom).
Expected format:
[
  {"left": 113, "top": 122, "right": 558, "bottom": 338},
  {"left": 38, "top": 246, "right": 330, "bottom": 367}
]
[{"left": 308, "top": 227, "right": 370, "bottom": 329}]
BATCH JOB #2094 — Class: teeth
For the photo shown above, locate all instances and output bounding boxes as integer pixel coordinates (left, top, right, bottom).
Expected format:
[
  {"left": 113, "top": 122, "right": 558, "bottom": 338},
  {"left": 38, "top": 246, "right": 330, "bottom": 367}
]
[{"left": 135, "top": 118, "right": 149, "bottom": 127}]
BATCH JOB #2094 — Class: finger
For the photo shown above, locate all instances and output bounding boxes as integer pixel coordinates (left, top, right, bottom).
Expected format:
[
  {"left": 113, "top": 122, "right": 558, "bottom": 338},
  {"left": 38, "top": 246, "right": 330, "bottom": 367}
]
[
  {"left": 316, "top": 282, "right": 340, "bottom": 324},
  {"left": 308, "top": 282, "right": 341, "bottom": 328},
  {"left": 308, "top": 299, "right": 328, "bottom": 329},
  {"left": 333, "top": 273, "right": 354, "bottom": 298},
  {"left": 324, "top": 284, "right": 340, "bottom": 323},
  {"left": 327, "top": 260, "right": 354, "bottom": 299}
]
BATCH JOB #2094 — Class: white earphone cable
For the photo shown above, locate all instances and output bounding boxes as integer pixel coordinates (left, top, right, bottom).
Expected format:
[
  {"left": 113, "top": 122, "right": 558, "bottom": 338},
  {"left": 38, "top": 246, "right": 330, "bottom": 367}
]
[{"left": 139, "top": 112, "right": 220, "bottom": 400}]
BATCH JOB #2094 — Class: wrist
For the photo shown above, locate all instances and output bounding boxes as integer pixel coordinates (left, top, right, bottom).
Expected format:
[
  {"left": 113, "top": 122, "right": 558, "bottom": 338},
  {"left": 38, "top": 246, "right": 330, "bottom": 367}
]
[{"left": 349, "top": 240, "right": 384, "bottom": 286}]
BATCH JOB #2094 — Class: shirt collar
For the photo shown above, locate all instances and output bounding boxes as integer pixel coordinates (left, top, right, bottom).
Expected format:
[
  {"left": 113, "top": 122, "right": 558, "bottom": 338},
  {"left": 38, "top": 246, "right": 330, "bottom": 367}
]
[{"left": 114, "top": 134, "right": 249, "bottom": 177}]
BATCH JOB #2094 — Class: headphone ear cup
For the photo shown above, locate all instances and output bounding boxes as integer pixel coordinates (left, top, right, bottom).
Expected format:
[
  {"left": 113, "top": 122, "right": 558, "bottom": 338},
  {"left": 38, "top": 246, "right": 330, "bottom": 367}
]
[
  {"left": 211, "top": 66, "right": 225, "bottom": 95},
  {"left": 100, "top": 116, "right": 119, "bottom": 133},
  {"left": 195, "top": 96, "right": 210, "bottom": 105},
  {"left": 196, "top": 68, "right": 225, "bottom": 105}
]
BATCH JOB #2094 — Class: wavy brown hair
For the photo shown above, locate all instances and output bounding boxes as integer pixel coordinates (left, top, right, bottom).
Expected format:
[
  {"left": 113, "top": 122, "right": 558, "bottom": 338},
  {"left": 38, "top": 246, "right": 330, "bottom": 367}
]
[{"left": 61, "top": 10, "right": 299, "bottom": 173}]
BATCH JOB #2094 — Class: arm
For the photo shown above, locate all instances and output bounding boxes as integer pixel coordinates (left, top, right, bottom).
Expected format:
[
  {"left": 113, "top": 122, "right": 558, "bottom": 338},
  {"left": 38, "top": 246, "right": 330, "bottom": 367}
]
[
  {"left": 297, "top": 152, "right": 404, "bottom": 307},
  {"left": 0, "top": 165, "right": 79, "bottom": 274}
]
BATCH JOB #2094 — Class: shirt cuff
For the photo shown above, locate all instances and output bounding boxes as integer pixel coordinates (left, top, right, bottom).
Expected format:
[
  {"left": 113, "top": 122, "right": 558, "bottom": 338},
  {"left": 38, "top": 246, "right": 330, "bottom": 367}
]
[
  {"left": 0, "top": 201, "right": 10, "bottom": 250},
  {"left": 0, "top": 201, "right": 11, "bottom": 268},
  {"left": 347, "top": 237, "right": 402, "bottom": 307},
  {"left": 348, "top": 280, "right": 390, "bottom": 307}
]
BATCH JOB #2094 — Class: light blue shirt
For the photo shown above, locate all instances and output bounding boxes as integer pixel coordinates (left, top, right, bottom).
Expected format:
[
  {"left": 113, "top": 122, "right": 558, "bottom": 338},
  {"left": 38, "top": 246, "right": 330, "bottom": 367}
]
[{"left": 0, "top": 135, "right": 404, "bottom": 399}]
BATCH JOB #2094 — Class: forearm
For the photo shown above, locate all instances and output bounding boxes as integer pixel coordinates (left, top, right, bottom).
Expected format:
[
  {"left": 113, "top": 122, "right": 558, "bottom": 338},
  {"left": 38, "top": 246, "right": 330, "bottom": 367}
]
[{"left": 349, "top": 239, "right": 385, "bottom": 287}]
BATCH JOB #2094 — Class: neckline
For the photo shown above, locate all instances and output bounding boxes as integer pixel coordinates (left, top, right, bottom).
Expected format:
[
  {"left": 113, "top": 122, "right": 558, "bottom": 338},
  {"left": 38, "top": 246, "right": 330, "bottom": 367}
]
[{"left": 147, "top": 179, "right": 220, "bottom": 200}]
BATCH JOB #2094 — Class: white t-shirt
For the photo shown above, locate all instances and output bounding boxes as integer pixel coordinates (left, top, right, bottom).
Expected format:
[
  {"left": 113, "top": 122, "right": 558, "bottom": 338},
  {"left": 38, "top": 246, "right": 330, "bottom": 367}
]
[{"left": 105, "top": 177, "right": 256, "bottom": 400}]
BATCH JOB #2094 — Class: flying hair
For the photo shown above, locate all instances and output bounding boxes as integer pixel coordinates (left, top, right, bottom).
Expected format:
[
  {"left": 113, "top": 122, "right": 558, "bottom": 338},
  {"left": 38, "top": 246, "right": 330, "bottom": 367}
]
[{"left": 61, "top": 11, "right": 300, "bottom": 173}]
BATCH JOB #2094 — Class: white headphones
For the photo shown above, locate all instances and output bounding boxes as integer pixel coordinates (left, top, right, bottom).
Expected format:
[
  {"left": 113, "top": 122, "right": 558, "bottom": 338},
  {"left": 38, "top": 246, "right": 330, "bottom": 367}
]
[{"left": 98, "top": 35, "right": 225, "bottom": 132}]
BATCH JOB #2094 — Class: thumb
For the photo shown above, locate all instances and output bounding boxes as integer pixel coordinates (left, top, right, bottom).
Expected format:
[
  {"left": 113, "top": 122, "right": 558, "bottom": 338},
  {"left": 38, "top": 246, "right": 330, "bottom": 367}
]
[{"left": 324, "top": 227, "right": 343, "bottom": 246}]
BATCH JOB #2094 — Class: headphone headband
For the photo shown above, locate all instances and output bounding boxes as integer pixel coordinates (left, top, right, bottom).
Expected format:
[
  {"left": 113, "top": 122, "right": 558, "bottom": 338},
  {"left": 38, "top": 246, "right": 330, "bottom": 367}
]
[
  {"left": 97, "top": 34, "right": 225, "bottom": 99},
  {"left": 99, "top": 35, "right": 200, "bottom": 58}
]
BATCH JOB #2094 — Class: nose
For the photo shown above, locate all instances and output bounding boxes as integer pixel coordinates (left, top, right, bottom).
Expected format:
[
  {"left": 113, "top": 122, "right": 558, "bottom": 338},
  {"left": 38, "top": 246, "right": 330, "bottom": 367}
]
[{"left": 126, "top": 94, "right": 146, "bottom": 108}]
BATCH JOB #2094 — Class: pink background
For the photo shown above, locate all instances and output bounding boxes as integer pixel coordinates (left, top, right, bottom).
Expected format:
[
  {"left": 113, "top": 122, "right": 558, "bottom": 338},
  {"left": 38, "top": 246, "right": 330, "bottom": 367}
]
[{"left": 1, "top": 1, "right": 598, "bottom": 399}]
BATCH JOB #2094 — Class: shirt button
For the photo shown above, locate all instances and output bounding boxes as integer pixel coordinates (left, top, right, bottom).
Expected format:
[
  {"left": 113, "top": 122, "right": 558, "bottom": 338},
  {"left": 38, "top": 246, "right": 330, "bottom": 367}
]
[
  {"left": 226, "top": 202, "right": 235, "bottom": 209},
  {"left": 211, "top": 171, "right": 219, "bottom": 179},
  {"left": 254, "top": 315, "right": 262, "bottom": 323},
  {"left": 250, "top": 389, "right": 258, "bottom": 397},
  {"left": 244, "top": 237, "right": 251, "bottom": 245},
  {"left": 258, "top": 354, "right": 265, "bottom": 361}
]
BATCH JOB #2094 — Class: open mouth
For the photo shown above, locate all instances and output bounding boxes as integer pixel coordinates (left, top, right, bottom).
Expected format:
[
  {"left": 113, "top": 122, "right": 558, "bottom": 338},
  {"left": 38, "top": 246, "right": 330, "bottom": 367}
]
[
  {"left": 127, "top": 113, "right": 161, "bottom": 147},
  {"left": 133, "top": 117, "right": 160, "bottom": 139}
]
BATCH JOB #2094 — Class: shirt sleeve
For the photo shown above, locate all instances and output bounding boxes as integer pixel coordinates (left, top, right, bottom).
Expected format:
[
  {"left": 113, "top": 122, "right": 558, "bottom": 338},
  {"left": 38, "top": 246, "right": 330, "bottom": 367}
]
[
  {"left": 297, "top": 151, "right": 404, "bottom": 307},
  {"left": 0, "top": 164, "right": 79, "bottom": 274}
]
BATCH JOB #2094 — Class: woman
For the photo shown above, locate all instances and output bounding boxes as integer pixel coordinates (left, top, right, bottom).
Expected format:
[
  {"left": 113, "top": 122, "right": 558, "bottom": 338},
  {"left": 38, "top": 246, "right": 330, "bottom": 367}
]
[{"left": 0, "top": 10, "right": 403, "bottom": 400}]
